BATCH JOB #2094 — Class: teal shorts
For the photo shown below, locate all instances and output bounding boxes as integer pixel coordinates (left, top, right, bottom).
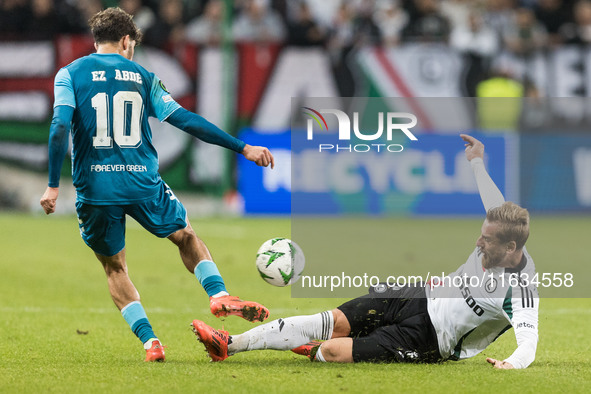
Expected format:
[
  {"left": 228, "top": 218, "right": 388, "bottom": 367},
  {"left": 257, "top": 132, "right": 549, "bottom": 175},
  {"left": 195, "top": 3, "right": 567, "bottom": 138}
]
[{"left": 75, "top": 183, "right": 187, "bottom": 256}]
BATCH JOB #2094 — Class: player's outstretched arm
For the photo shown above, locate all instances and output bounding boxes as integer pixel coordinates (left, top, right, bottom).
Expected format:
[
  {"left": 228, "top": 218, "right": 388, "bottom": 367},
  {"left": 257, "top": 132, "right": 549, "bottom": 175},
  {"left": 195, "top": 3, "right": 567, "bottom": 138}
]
[
  {"left": 40, "top": 105, "right": 74, "bottom": 215},
  {"left": 460, "top": 134, "right": 505, "bottom": 211},
  {"left": 166, "top": 108, "right": 274, "bottom": 168},
  {"left": 498, "top": 300, "right": 539, "bottom": 369}
]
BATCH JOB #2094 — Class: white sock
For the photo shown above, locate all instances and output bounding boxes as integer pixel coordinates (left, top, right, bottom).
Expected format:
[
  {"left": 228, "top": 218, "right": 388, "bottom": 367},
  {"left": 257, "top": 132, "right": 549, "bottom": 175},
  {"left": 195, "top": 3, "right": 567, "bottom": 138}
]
[
  {"left": 315, "top": 346, "right": 326, "bottom": 362},
  {"left": 228, "top": 311, "right": 334, "bottom": 355},
  {"left": 143, "top": 338, "right": 158, "bottom": 350},
  {"left": 211, "top": 291, "right": 229, "bottom": 298}
]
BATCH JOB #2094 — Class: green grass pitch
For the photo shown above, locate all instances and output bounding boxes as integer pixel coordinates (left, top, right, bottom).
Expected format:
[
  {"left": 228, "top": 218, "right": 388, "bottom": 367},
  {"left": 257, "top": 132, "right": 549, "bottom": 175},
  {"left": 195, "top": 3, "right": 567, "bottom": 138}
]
[{"left": 1, "top": 213, "right": 590, "bottom": 393}]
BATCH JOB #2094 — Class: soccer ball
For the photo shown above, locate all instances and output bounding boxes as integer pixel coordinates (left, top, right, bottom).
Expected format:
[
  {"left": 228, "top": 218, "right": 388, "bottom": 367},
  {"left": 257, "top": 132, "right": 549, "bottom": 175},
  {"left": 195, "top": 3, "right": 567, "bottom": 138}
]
[{"left": 255, "top": 238, "right": 305, "bottom": 287}]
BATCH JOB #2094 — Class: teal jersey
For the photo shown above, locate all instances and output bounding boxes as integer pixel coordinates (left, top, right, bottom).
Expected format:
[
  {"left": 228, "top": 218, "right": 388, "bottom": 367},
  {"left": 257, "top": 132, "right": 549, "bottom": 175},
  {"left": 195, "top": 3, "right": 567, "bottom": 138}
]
[{"left": 53, "top": 53, "right": 181, "bottom": 205}]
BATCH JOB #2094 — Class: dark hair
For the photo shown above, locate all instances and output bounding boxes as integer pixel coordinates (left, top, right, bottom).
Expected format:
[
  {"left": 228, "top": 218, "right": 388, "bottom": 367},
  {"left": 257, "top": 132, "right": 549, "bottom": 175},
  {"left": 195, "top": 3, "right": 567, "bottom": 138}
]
[{"left": 88, "top": 7, "right": 143, "bottom": 45}]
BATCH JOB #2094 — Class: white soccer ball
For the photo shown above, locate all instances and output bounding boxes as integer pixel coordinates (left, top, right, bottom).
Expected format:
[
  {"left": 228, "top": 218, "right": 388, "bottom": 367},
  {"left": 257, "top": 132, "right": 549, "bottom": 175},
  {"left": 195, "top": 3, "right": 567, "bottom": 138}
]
[{"left": 255, "top": 238, "right": 305, "bottom": 287}]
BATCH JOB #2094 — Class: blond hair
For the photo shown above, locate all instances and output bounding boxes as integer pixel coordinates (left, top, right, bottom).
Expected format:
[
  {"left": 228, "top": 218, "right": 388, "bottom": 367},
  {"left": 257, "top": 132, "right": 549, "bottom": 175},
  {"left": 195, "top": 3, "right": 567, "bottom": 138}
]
[{"left": 486, "top": 201, "right": 530, "bottom": 249}]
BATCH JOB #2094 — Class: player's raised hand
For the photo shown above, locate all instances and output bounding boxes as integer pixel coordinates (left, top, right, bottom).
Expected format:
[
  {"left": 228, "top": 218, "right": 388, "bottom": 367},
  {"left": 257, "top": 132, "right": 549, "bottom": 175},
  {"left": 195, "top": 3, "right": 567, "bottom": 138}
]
[
  {"left": 40, "top": 187, "right": 59, "bottom": 215},
  {"left": 460, "top": 134, "right": 484, "bottom": 162},
  {"left": 242, "top": 144, "right": 275, "bottom": 169},
  {"left": 486, "top": 357, "right": 514, "bottom": 369}
]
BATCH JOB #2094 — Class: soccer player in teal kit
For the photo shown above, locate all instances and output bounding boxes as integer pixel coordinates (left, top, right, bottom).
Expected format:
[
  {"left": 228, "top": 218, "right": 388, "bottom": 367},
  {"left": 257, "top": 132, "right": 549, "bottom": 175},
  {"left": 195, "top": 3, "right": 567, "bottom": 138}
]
[{"left": 39, "top": 7, "right": 274, "bottom": 362}]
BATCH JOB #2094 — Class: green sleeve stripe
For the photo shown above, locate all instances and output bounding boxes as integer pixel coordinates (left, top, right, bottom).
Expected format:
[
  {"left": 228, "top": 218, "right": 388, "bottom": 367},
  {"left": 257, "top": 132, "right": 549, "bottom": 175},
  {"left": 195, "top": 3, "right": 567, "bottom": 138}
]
[{"left": 503, "top": 287, "right": 513, "bottom": 319}]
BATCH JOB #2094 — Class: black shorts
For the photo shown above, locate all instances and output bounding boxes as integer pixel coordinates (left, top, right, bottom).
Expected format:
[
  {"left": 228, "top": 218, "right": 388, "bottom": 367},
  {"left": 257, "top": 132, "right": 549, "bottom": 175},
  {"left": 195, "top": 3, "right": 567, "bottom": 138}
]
[{"left": 337, "top": 284, "right": 441, "bottom": 363}]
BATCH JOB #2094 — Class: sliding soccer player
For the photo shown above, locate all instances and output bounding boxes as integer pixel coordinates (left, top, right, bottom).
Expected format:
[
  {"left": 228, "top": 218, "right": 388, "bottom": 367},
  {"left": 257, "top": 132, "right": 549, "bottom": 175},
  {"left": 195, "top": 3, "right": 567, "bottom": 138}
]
[{"left": 193, "top": 134, "right": 539, "bottom": 369}]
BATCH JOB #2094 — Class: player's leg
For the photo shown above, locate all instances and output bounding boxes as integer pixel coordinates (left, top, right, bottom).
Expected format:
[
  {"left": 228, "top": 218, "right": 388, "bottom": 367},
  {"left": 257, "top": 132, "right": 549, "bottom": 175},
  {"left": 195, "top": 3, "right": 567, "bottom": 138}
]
[
  {"left": 230, "top": 310, "right": 338, "bottom": 353},
  {"left": 290, "top": 307, "right": 351, "bottom": 357},
  {"left": 191, "top": 310, "right": 336, "bottom": 361},
  {"left": 192, "top": 304, "right": 354, "bottom": 361},
  {"left": 95, "top": 250, "right": 164, "bottom": 361},
  {"left": 303, "top": 295, "right": 388, "bottom": 363},
  {"left": 167, "top": 220, "right": 226, "bottom": 295},
  {"left": 127, "top": 182, "right": 268, "bottom": 322},
  {"left": 125, "top": 184, "right": 224, "bottom": 294},
  {"left": 312, "top": 315, "right": 429, "bottom": 363},
  {"left": 95, "top": 249, "right": 138, "bottom": 310},
  {"left": 207, "top": 299, "right": 378, "bottom": 363},
  {"left": 312, "top": 337, "right": 354, "bottom": 362},
  {"left": 167, "top": 218, "right": 269, "bottom": 322},
  {"left": 332, "top": 308, "right": 353, "bottom": 337},
  {"left": 167, "top": 220, "right": 212, "bottom": 272},
  {"left": 323, "top": 312, "right": 440, "bottom": 364},
  {"left": 315, "top": 284, "right": 441, "bottom": 364},
  {"left": 76, "top": 202, "right": 164, "bottom": 361}
]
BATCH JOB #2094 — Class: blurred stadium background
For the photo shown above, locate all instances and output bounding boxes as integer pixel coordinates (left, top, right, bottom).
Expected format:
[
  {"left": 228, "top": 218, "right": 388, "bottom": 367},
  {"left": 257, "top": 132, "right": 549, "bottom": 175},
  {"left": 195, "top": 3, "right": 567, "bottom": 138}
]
[{"left": 1, "top": 0, "right": 591, "bottom": 217}]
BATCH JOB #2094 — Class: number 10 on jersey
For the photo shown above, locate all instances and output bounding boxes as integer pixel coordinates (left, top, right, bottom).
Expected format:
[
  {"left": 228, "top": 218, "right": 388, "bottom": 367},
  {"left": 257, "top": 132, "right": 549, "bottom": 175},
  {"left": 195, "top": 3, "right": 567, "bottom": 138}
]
[{"left": 92, "top": 91, "right": 143, "bottom": 148}]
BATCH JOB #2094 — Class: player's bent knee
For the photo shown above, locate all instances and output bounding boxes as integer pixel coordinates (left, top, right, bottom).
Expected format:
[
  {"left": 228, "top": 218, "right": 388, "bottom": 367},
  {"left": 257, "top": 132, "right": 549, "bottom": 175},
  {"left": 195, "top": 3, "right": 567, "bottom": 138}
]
[
  {"left": 95, "top": 251, "right": 127, "bottom": 273},
  {"left": 331, "top": 308, "right": 351, "bottom": 338},
  {"left": 318, "top": 338, "right": 354, "bottom": 363},
  {"left": 169, "top": 225, "right": 196, "bottom": 248},
  {"left": 102, "top": 260, "right": 128, "bottom": 276}
]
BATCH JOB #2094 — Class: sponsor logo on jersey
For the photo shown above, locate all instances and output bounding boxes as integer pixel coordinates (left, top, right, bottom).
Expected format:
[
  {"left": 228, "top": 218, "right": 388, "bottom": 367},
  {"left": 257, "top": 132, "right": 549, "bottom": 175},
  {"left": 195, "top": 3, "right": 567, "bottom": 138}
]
[
  {"left": 90, "top": 164, "right": 147, "bottom": 172},
  {"left": 397, "top": 350, "right": 419, "bottom": 360},
  {"left": 516, "top": 321, "right": 536, "bottom": 330},
  {"left": 159, "top": 80, "right": 169, "bottom": 93},
  {"left": 485, "top": 277, "right": 498, "bottom": 293}
]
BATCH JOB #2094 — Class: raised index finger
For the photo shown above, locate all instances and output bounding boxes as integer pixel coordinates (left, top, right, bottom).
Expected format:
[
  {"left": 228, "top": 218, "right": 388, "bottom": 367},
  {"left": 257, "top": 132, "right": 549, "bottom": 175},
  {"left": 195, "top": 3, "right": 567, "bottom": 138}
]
[{"left": 460, "top": 134, "right": 476, "bottom": 144}]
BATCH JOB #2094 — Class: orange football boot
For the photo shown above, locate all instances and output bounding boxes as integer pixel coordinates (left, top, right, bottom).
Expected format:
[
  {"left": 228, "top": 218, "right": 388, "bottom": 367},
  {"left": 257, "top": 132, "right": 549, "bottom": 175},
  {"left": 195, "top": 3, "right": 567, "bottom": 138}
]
[
  {"left": 291, "top": 341, "right": 324, "bottom": 359},
  {"left": 209, "top": 295, "right": 269, "bottom": 322},
  {"left": 144, "top": 339, "right": 165, "bottom": 362},
  {"left": 191, "top": 320, "right": 229, "bottom": 362}
]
